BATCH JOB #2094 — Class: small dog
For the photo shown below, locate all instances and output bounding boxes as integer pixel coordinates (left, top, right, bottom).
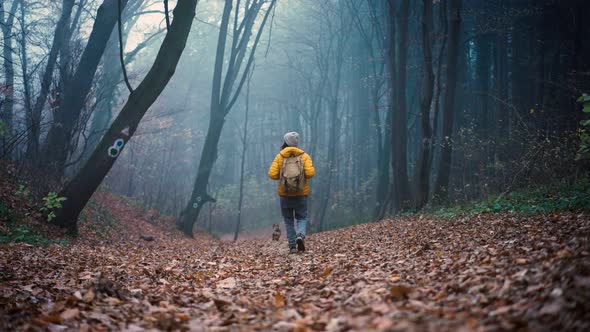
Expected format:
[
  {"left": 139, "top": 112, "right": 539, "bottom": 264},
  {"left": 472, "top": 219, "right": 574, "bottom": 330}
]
[{"left": 272, "top": 224, "right": 281, "bottom": 241}]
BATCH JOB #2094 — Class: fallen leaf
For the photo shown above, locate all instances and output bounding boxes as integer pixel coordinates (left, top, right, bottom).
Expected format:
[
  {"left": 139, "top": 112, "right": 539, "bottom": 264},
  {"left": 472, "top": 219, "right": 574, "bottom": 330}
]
[
  {"left": 41, "top": 315, "right": 62, "bottom": 324},
  {"left": 213, "top": 298, "right": 232, "bottom": 311},
  {"left": 60, "top": 308, "right": 79, "bottom": 321},
  {"left": 540, "top": 301, "right": 562, "bottom": 315},
  {"left": 320, "top": 266, "right": 333, "bottom": 277},
  {"left": 218, "top": 277, "right": 236, "bottom": 289},
  {"left": 390, "top": 273, "right": 401, "bottom": 282},
  {"left": 176, "top": 314, "right": 190, "bottom": 322},
  {"left": 389, "top": 284, "right": 412, "bottom": 301},
  {"left": 274, "top": 293, "right": 286, "bottom": 307},
  {"left": 82, "top": 289, "right": 95, "bottom": 303}
]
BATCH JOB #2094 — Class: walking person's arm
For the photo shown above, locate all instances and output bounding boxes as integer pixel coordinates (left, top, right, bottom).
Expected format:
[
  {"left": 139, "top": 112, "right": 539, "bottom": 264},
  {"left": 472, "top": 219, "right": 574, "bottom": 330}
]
[
  {"left": 303, "top": 154, "right": 315, "bottom": 179},
  {"left": 268, "top": 154, "right": 281, "bottom": 180}
]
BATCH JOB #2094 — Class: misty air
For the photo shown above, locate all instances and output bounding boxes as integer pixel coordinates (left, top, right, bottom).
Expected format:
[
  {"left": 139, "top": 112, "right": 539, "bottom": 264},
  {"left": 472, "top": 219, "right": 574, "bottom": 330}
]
[{"left": 1, "top": 0, "right": 589, "bottom": 330}]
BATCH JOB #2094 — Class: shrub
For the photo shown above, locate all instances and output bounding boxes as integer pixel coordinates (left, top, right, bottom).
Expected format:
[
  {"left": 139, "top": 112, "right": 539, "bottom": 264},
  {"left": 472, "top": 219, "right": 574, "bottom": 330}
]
[
  {"left": 40, "top": 192, "right": 67, "bottom": 222},
  {"left": 0, "top": 223, "right": 68, "bottom": 246}
]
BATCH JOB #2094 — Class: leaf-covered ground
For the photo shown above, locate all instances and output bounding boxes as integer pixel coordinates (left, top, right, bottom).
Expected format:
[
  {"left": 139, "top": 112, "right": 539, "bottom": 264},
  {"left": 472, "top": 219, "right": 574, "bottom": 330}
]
[{"left": 1, "top": 202, "right": 590, "bottom": 331}]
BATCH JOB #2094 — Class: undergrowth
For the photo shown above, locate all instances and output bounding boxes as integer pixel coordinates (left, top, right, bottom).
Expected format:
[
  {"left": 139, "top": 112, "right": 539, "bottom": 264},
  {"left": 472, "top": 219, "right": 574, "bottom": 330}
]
[
  {"left": 432, "top": 178, "right": 590, "bottom": 218},
  {"left": 0, "top": 201, "right": 15, "bottom": 223},
  {"left": 0, "top": 199, "right": 68, "bottom": 246},
  {"left": 80, "top": 201, "right": 117, "bottom": 239},
  {"left": 0, "top": 222, "right": 69, "bottom": 246}
]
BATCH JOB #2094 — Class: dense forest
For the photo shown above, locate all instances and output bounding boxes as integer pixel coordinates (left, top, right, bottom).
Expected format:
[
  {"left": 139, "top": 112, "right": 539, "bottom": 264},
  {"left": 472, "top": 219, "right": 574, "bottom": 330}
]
[
  {"left": 0, "top": 0, "right": 588, "bottom": 235},
  {"left": 1, "top": 0, "right": 590, "bottom": 330}
]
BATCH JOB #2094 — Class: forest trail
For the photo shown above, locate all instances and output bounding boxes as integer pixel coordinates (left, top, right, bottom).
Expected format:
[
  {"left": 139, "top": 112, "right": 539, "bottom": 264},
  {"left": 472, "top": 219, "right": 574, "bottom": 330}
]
[{"left": 1, "top": 199, "right": 590, "bottom": 331}]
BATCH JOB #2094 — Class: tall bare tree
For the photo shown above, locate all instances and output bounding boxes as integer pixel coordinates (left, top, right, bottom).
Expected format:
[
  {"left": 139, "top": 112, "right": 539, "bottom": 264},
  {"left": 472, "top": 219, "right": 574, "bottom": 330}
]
[
  {"left": 178, "top": 0, "right": 277, "bottom": 236},
  {"left": 0, "top": 0, "right": 20, "bottom": 150},
  {"left": 414, "top": 0, "right": 435, "bottom": 208},
  {"left": 53, "top": 0, "right": 199, "bottom": 231},
  {"left": 233, "top": 66, "right": 254, "bottom": 242},
  {"left": 314, "top": 2, "right": 351, "bottom": 232},
  {"left": 434, "top": 0, "right": 462, "bottom": 202},
  {"left": 389, "top": 0, "right": 411, "bottom": 212},
  {"left": 42, "top": 0, "right": 129, "bottom": 176},
  {"left": 84, "top": 0, "right": 155, "bottom": 162},
  {"left": 25, "top": 0, "right": 75, "bottom": 161}
]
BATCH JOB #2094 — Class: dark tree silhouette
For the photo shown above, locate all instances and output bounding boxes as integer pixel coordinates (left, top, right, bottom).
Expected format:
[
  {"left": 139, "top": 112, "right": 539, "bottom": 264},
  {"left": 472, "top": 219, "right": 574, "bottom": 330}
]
[
  {"left": 25, "top": 0, "right": 75, "bottom": 161},
  {"left": 434, "top": 0, "right": 463, "bottom": 202},
  {"left": 42, "top": 0, "right": 129, "bottom": 177},
  {"left": 0, "top": 0, "right": 20, "bottom": 151},
  {"left": 52, "top": 0, "right": 199, "bottom": 231},
  {"left": 178, "top": 0, "right": 276, "bottom": 236}
]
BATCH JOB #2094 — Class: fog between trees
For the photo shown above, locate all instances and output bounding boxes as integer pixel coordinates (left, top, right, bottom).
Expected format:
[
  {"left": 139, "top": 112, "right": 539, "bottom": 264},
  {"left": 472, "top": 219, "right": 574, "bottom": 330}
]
[{"left": 1, "top": 0, "right": 588, "bottom": 237}]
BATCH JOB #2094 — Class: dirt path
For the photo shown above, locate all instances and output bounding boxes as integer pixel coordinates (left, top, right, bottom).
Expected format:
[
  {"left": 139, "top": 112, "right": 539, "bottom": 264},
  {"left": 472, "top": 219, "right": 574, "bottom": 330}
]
[{"left": 1, "top": 211, "right": 589, "bottom": 331}]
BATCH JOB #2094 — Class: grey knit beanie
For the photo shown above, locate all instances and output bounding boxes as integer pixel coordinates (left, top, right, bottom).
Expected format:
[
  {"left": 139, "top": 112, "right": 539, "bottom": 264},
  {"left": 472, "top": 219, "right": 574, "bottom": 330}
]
[{"left": 283, "top": 132, "right": 299, "bottom": 147}]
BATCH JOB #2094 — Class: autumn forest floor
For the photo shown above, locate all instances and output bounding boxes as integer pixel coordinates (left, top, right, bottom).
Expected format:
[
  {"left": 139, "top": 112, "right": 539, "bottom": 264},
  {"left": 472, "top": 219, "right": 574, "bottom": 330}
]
[{"left": 1, "top": 174, "right": 590, "bottom": 331}]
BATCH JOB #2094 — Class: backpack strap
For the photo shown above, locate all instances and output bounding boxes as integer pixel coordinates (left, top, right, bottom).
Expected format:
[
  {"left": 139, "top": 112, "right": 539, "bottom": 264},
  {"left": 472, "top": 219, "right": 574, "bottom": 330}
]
[
  {"left": 295, "top": 155, "right": 305, "bottom": 185},
  {"left": 279, "top": 156, "right": 287, "bottom": 184}
]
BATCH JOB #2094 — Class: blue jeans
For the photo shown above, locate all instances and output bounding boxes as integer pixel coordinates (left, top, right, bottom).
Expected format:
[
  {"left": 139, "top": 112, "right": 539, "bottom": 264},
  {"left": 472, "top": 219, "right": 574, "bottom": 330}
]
[{"left": 280, "top": 196, "right": 307, "bottom": 247}]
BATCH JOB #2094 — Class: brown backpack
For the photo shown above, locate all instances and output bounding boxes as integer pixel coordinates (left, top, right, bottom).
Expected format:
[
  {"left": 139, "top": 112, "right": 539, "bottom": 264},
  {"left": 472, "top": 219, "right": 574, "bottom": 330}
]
[{"left": 280, "top": 155, "right": 305, "bottom": 194}]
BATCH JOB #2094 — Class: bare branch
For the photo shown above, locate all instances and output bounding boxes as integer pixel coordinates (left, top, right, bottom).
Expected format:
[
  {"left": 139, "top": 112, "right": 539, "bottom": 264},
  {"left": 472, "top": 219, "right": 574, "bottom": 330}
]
[{"left": 118, "top": 0, "right": 133, "bottom": 93}]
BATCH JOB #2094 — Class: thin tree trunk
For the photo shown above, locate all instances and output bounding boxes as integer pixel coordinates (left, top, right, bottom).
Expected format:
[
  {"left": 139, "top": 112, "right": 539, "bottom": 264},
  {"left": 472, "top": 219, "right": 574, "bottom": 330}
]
[
  {"left": 179, "top": 0, "right": 276, "bottom": 236},
  {"left": 26, "top": 0, "right": 75, "bottom": 161},
  {"left": 52, "top": 0, "right": 198, "bottom": 231},
  {"left": 316, "top": 8, "right": 349, "bottom": 231},
  {"left": 390, "top": 0, "right": 410, "bottom": 211},
  {"left": 373, "top": 87, "right": 389, "bottom": 219},
  {"left": 433, "top": 0, "right": 447, "bottom": 143},
  {"left": 177, "top": 0, "right": 238, "bottom": 234},
  {"left": 0, "top": 0, "right": 20, "bottom": 153},
  {"left": 18, "top": 2, "right": 32, "bottom": 130},
  {"left": 414, "top": 0, "right": 435, "bottom": 209},
  {"left": 434, "top": 0, "right": 462, "bottom": 203},
  {"left": 234, "top": 69, "right": 253, "bottom": 242}
]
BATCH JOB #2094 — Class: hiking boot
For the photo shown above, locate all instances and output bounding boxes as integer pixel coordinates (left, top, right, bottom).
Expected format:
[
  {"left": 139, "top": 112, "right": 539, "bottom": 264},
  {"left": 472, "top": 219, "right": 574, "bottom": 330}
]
[
  {"left": 289, "top": 246, "right": 298, "bottom": 254},
  {"left": 296, "top": 234, "right": 305, "bottom": 252}
]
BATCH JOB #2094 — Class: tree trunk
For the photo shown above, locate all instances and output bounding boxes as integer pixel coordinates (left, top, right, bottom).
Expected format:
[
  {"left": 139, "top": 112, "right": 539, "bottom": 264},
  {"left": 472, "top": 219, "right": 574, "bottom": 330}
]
[
  {"left": 434, "top": 0, "right": 462, "bottom": 203},
  {"left": 178, "top": 0, "right": 276, "bottom": 236},
  {"left": 234, "top": 70, "right": 253, "bottom": 242},
  {"left": 368, "top": 2, "right": 389, "bottom": 220},
  {"left": 0, "top": 0, "right": 20, "bottom": 153},
  {"left": 432, "top": 0, "right": 448, "bottom": 148},
  {"left": 25, "top": 0, "right": 75, "bottom": 161},
  {"left": 317, "top": 96, "right": 339, "bottom": 232},
  {"left": 178, "top": 0, "right": 232, "bottom": 235},
  {"left": 85, "top": 2, "right": 148, "bottom": 161},
  {"left": 414, "top": 0, "right": 435, "bottom": 209},
  {"left": 52, "top": 0, "right": 198, "bottom": 231},
  {"left": 18, "top": 2, "right": 32, "bottom": 131},
  {"left": 390, "top": 0, "right": 411, "bottom": 211},
  {"left": 85, "top": 33, "right": 120, "bottom": 161},
  {"left": 351, "top": 40, "right": 370, "bottom": 196},
  {"left": 475, "top": 33, "right": 491, "bottom": 145},
  {"left": 42, "top": 0, "right": 129, "bottom": 177}
]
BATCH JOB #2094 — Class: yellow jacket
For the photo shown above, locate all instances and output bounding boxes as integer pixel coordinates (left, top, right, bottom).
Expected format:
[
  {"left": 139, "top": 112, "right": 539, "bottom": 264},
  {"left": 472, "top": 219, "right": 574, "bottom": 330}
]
[{"left": 268, "top": 147, "right": 315, "bottom": 196}]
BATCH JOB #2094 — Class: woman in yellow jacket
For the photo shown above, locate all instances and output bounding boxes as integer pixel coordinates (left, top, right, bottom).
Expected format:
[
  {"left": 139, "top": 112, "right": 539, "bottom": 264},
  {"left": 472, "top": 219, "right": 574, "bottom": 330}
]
[{"left": 268, "top": 132, "right": 315, "bottom": 253}]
